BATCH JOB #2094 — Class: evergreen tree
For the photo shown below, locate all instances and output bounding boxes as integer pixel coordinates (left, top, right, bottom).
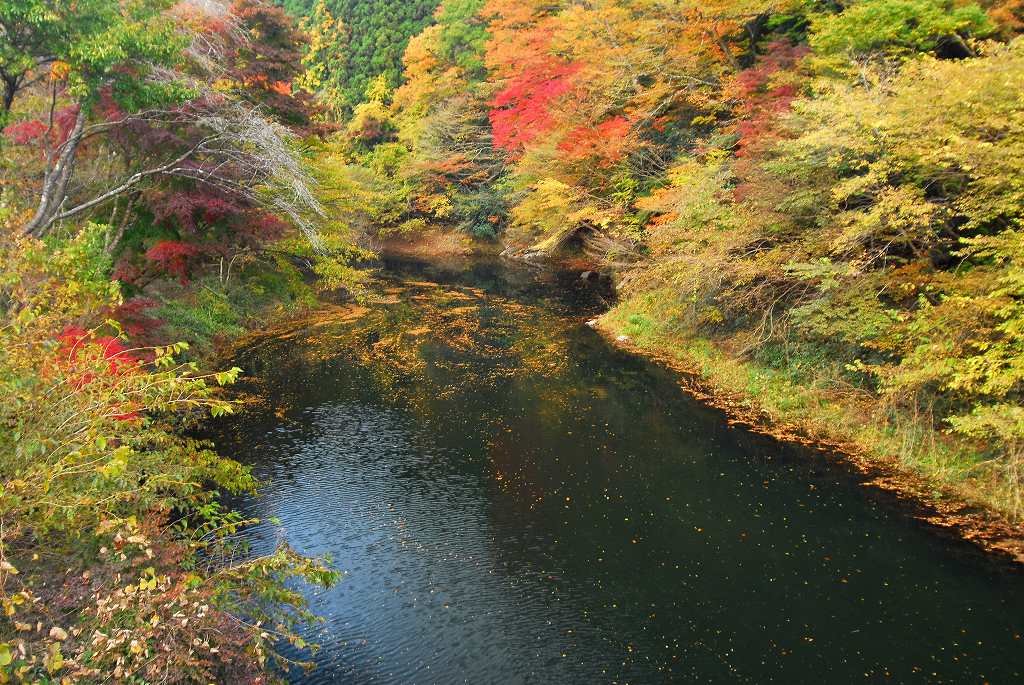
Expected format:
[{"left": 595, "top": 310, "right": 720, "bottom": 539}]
[{"left": 281, "top": 0, "right": 440, "bottom": 114}]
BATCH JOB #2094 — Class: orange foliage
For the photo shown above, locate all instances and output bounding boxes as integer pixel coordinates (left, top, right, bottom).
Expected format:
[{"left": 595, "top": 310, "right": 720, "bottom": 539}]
[{"left": 557, "top": 116, "right": 632, "bottom": 166}]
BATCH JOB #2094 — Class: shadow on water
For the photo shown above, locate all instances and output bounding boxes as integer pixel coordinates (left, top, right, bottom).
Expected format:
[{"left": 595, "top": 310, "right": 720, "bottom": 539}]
[{"left": 206, "top": 257, "right": 1024, "bottom": 684}]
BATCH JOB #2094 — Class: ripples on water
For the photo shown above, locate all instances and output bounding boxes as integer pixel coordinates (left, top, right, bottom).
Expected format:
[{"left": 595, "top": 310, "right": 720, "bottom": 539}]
[{"left": 208, "top": 258, "right": 1024, "bottom": 684}]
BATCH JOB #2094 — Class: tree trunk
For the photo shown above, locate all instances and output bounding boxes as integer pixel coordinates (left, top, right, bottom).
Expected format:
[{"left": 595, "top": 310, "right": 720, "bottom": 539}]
[
  {"left": 22, "top": 105, "right": 88, "bottom": 237},
  {"left": 742, "top": 14, "right": 771, "bottom": 68},
  {"left": 104, "top": 192, "right": 138, "bottom": 255},
  {"left": 1, "top": 73, "right": 17, "bottom": 114}
]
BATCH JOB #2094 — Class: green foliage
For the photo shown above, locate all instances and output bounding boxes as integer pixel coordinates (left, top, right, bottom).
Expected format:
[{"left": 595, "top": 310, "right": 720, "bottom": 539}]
[
  {"left": 347, "top": 100, "right": 397, "bottom": 145},
  {"left": 450, "top": 186, "right": 507, "bottom": 238},
  {"left": 809, "top": 0, "right": 991, "bottom": 60},
  {"left": 898, "top": 227, "right": 1024, "bottom": 492},
  {"left": 433, "top": 0, "right": 489, "bottom": 77},
  {"left": 283, "top": 0, "right": 441, "bottom": 114},
  {"left": 156, "top": 286, "right": 247, "bottom": 350},
  {"left": 154, "top": 254, "right": 333, "bottom": 353},
  {"left": 297, "top": 0, "right": 352, "bottom": 115},
  {"left": 0, "top": 0, "right": 185, "bottom": 112}
]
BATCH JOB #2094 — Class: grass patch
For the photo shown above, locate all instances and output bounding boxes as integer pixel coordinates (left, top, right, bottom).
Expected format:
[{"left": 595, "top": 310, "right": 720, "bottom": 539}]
[{"left": 155, "top": 259, "right": 318, "bottom": 354}]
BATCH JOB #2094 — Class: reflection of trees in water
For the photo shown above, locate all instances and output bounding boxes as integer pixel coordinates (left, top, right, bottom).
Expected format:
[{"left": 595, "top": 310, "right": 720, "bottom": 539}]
[
  {"left": 215, "top": 272, "right": 606, "bottom": 523},
  {"left": 254, "top": 280, "right": 582, "bottom": 422}
]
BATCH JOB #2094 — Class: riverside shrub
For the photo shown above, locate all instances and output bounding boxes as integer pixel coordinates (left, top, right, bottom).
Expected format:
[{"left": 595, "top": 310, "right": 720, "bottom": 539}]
[{"left": 0, "top": 223, "right": 337, "bottom": 682}]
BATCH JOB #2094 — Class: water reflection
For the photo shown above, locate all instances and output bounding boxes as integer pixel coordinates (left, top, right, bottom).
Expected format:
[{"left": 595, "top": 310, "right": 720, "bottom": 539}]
[{"left": 209, "top": 259, "right": 1024, "bottom": 684}]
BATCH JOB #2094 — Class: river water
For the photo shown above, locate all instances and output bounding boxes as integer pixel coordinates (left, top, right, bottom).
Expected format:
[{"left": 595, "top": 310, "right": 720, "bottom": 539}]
[{"left": 208, "top": 258, "right": 1024, "bottom": 684}]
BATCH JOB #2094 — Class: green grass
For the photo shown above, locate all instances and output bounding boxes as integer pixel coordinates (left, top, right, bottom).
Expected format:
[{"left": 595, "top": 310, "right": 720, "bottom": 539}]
[
  {"left": 157, "top": 286, "right": 246, "bottom": 351},
  {"left": 155, "top": 259, "right": 318, "bottom": 354}
]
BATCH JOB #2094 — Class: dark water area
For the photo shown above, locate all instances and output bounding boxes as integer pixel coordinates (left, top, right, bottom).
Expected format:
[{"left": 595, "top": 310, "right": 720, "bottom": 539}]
[{"left": 207, "top": 258, "right": 1024, "bottom": 684}]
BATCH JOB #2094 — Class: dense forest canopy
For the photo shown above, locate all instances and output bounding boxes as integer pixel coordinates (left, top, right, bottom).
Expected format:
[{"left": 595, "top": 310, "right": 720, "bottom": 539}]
[{"left": 280, "top": 0, "right": 440, "bottom": 112}]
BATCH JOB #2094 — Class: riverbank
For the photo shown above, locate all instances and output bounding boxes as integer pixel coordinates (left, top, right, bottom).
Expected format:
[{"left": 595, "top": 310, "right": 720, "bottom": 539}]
[
  {"left": 358, "top": 241, "right": 1024, "bottom": 564},
  {"left": 595, "top": 298, "right": 1024, "bottom": 565}
]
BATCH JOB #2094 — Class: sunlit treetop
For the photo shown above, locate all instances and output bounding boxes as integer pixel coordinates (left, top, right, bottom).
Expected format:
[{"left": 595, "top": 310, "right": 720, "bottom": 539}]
[{"left": 809, "top": 0, "right": 992, "bottom": 61}]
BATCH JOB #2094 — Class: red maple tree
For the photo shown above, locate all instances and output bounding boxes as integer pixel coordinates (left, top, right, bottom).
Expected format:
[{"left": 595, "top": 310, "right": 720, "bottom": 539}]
[{"left": 489, "top": 60, "right": 580, "bottom": 153}]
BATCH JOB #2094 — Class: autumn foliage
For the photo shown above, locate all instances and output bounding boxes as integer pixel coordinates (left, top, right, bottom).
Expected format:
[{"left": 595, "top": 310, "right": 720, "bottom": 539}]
[{"left": 489, "top": 61, "right": 580, "bottom": 152}]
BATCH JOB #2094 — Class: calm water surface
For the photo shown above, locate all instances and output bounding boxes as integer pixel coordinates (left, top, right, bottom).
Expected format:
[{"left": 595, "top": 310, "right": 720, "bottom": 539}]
[{"left": 209, "top": 259, "right": 1024, "bottom": 684}]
